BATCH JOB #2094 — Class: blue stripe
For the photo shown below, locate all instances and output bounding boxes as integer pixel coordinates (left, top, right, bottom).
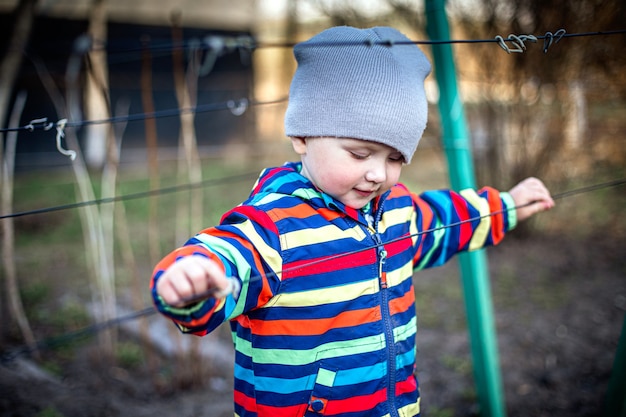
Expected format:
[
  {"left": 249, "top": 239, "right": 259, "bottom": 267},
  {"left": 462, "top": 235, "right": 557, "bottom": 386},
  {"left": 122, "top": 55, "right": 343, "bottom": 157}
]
[{"left": 237, "top": 360, "right": 389, "bottom": 395}]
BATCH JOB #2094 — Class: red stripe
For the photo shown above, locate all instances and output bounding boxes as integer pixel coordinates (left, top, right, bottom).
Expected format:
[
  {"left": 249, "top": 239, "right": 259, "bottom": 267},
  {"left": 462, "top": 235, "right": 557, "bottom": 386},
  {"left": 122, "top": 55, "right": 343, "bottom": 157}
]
[
  {"left": 325, "top": 387, "right": 387, "bottom": 414},
  {"left": 255, "top": 402, "right": 307, "bottom": 417},
  {"left": 396, "top": 375, "right": 418, "bottom": 396},
  {"left": 282, "top": 250, "right": 376, "bottom": 279},
  {"left": 236, "top": 380, "right": 417, "bottom": 416},
  {"left": 220, "top": 205, "right": 279, "bottom": 234},
  {"left": 386, "top": 235, "right": 412, "bottom": 257},
  {"left": 250, "top": 167, "right": 288, "bottom": 195},
  {"left": 452, "top": 193, "right": 472, "bottom": 249},
  {"left": 343, "top": 205, "right": 361, "bottom": 222},
  {"left": 234, "top": 389, "right": 258, "bottom": 414}
]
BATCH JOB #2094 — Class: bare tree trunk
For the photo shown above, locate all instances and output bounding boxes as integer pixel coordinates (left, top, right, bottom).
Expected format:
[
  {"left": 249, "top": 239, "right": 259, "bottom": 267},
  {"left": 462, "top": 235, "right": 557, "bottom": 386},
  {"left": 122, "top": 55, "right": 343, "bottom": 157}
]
[
  {"left": 33, "top": 39, "right": 116, "bottom": 360},
  {"left": 66, "top": 56, "right": 115, "bottom": 360},
  {"left": 0, "top": 0, "right": 36, "bottom": 343},
  {"left": 172, "top": 19, "right": 203, "bottom": 243},
  {"left": 0, "top": 0, "right": 35, "bottom": 132},
  {"left": 86, "top": 0, "right": 119, "bottom": 359},
  {"left": 139, "top": 36, "right": 160, "bottom": 381},
  {"left": 140, "top": 37, "right": 161, "bottom": 266},
  {"left": 1, "top": 92, "right": 38, "bottom": 356},
  {"left": 171, "top": 16, "right": 204, "bottom": 387},
  {"left": 84, "top": 0, "right": 110, "bottom": 169}
]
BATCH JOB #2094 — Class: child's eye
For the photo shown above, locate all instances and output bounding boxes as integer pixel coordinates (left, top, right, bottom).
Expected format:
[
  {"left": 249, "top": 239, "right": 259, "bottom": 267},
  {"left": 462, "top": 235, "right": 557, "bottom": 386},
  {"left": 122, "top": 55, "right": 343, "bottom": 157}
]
[
  {"left": 350, "top": 152, "right": 369, "bottom": 160},
  {"left": 389, "top": 155, "right": 404, "bottom": 163}
]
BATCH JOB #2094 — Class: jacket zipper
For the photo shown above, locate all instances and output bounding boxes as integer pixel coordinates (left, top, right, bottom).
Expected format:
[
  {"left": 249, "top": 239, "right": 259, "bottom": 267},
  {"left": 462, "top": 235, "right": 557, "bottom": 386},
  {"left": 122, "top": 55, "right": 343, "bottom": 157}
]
[{"left": 370, "top": 199, "right": 399, "bottom": 417}]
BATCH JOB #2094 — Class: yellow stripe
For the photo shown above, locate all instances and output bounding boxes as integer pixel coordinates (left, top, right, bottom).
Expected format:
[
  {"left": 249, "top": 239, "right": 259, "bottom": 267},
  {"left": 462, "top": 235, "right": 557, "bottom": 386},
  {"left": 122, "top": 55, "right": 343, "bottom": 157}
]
[
  {"left": 385, "top": 263, "right": 413, "bottom": 288},
  {"left": 398, "top": 397, "right": 420, "bottom": 416},
  {"left": 232, "top": 220, "right": 283, "bottom": 274},
  {"left": 281, "top": 223, "right": 367, "bottom": 249},
  {"left": 379, "top": 205, "right": 414, "bottom": 234},
  {"left": 460, "top": 188, "right": 491, "bottom": 251},
  {"left": 264, "top": 278, "right": 378, "bottom": 308}
]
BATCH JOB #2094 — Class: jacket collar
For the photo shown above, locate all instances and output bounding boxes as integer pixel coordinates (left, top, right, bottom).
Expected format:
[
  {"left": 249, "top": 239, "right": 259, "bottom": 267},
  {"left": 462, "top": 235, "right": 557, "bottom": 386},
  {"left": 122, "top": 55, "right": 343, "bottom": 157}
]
[{"left": 250, "top": 162, "right": 389, "bottom": 226}]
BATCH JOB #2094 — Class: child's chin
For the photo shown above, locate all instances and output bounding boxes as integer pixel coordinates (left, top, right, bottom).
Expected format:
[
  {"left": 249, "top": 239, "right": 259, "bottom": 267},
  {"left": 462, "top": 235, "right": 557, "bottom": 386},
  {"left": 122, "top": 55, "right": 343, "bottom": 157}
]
[{"left": 344, "top": 200, "right": 370, "bottom": 210}]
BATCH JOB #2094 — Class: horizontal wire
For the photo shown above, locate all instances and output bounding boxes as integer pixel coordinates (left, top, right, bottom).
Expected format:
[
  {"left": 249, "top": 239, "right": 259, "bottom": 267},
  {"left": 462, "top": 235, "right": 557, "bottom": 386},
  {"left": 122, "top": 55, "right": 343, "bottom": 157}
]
[
  {"left": 187, "top": 177, "right": 626, "bottom": 301},
  {"left": 95, "top": 29, "right": 626, "bottom": 51},
  {"left": 0, "top": 96, "right": 288, "bottom": 134},
  {"left": 1, "top": 176, "right": 624, "bottom": 362},
  {"left": 2, "top": 29, "right": 623, "bottom": 135},
  {"left": 0, "top": 307, "right": 156, "bottom": 363},
  {"left": 0, "top": 171, "right": 260, "bottom": 220},
  {"left": 1, "top": 26, "right": 624, "bottom": 362}
]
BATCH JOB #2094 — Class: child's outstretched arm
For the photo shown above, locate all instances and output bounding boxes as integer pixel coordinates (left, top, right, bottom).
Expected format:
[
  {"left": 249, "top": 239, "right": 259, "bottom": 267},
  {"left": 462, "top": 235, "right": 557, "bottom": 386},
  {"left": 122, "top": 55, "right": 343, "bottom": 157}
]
[
  {"left": 508, "top": 177, "right": 555, "bottom": 222},
  {"left": 155, "top": 255, "right": 231, "bottom": 308}
]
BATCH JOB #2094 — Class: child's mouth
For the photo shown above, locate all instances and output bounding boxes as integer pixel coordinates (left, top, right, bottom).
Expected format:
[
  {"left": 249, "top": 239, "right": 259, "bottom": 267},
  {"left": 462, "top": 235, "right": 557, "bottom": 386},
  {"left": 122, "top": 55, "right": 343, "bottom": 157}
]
[{"left": 354, "top": 189, "right": 375, "bottom": 197}]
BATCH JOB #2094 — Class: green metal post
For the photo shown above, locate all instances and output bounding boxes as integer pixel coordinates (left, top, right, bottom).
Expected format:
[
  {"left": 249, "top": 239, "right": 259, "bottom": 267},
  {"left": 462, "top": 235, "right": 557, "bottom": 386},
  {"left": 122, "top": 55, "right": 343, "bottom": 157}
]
[
  {"left": 604, "top": 315, "right": 626, "bottom": 417},
  {"left": 425, "top": 1, "right": 506, "bottom": 417}
]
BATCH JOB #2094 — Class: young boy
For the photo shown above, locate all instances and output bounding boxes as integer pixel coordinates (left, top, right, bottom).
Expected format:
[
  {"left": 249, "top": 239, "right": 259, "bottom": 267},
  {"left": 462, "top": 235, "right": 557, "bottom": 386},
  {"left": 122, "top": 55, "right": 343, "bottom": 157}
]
[{"left": 151, "top": 26, "right": 553, "bottom": 417}]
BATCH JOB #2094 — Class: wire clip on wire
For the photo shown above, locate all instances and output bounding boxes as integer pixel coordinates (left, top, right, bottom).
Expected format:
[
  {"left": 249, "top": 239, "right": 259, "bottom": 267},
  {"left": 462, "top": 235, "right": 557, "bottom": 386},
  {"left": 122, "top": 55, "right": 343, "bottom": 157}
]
[
  {"left": 495, "top": 34, "right": 538, "bottom": 53},
  {"left": 227, "top": 98, "right": 248, "bottom": 116},
  {"left": 54, "top": 119, "right": 76, "bottom": 161},
  {"left": 197, "top": 35, "right": 254, "bottom": 76},
  {"left": 24, "top": 118, "right": 54, "bottom": 132},
  {"left": 543, "top": 29, "right": 566, "bottom": 53},
  {"left": 214, "top": 277, "right": 242, "bottom": 299}
]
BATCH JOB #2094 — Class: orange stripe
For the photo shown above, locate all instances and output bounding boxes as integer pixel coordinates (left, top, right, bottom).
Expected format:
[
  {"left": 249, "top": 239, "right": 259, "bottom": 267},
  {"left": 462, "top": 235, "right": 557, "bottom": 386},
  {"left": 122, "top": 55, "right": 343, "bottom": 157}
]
[
  {"left": 483, "top": 187, "right": 506, "bottom": 244},
  {"left": 389, "top": 287, "right": 415, "bottom": 316},
  {"left": 413, "top": 198, "right": 434, "bottom": 262},
  {"left": 250, "top": 306, "right": 381, "bottom": 336},
  {"left": 266, "top": 205, "right": 343, "bottom": 222}
]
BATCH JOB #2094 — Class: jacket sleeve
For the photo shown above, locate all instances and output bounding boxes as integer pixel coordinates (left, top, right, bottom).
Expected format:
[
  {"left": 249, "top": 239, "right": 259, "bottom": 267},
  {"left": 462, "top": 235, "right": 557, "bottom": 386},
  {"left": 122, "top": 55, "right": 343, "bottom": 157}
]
[
  {"left": 412, "top": 186, "right": 517, "bottom": 270},
  {"left": 150, "top": 205, "right": 283, "bottom": 336}
]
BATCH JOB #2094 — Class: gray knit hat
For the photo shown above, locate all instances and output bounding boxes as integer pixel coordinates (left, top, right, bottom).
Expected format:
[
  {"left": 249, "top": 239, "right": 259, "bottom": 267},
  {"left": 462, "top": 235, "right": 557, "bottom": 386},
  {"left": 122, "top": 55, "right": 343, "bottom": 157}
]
[{"left": 285, "top": 26, "right": 431, "bottom": 163}]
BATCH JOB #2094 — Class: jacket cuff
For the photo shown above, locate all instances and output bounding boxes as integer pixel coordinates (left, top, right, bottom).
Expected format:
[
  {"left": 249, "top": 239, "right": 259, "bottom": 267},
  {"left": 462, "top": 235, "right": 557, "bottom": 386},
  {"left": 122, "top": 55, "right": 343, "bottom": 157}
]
[{"left": 500, "top": 192, "right": 518, "bottom": 231}]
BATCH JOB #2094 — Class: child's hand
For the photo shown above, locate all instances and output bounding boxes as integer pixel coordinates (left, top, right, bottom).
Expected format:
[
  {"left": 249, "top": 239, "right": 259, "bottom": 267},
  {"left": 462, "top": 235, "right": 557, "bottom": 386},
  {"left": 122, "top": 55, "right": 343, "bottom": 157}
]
[
  {"left": 508, "top": 177, "right": 555, "bottom": 222},
  {"left": 156, "top": 255, "right": 230, "bottom": 307}
]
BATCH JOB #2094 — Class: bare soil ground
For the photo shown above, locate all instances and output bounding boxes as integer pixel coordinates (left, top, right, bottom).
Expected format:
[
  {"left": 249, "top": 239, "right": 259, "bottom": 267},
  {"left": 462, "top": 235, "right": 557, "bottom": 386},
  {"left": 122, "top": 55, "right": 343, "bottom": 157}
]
[{"left": 1, "top": 234, "right": 624, "bottom": 417}]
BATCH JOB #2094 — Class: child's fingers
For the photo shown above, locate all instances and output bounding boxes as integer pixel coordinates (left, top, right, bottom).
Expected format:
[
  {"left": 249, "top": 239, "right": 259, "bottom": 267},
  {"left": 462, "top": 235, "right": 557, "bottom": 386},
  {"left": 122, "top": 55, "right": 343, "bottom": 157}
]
[
  {"left": 526, "top": 178, "right": 554, "bottom": 210},
  {"left": 157, "top": 256, "right": 229, "bottom": 307},
  {"left": 155, "top": 278, "right": 178, "bottom": 307},
  {"left": 517, "top": 199, "right": 549, "bottom": 221},
  {"left": 509, "top": 177, "right": 555, "bottom": 222}
]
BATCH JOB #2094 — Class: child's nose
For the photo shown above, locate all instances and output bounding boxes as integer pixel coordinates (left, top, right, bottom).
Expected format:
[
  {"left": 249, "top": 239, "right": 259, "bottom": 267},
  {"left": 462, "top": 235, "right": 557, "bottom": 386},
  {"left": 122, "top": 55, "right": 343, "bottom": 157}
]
[{"left": 365, "top": 163, "right": 386, "bottom": 183}]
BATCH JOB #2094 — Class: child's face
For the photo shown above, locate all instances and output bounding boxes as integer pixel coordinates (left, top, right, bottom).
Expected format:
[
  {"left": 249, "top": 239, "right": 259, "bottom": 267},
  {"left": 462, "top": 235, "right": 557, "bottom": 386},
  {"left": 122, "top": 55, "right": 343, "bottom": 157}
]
[{"left": 291, "top": 137, "right": 404, "bottom": 209}]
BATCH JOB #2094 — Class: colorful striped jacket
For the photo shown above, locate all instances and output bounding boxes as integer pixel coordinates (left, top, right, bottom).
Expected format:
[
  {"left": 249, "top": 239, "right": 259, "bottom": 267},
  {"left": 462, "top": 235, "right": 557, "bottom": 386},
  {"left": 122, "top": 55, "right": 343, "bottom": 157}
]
[{"left": 151, "top": 162, "right": 517, "bottom": 417}]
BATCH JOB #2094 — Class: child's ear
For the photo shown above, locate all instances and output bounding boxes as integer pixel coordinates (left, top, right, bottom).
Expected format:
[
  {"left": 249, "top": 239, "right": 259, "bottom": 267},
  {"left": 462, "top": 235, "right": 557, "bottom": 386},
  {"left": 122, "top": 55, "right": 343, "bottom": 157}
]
[{"left": 290, "top": 136, "right": 307, "bottom": 155}]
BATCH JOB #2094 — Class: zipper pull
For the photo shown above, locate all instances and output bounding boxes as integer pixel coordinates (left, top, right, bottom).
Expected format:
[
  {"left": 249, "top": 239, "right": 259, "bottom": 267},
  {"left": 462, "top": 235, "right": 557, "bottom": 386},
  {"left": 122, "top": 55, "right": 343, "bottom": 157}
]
[{"left": 378, "top": 246, "right": 388, "bottom": 289}]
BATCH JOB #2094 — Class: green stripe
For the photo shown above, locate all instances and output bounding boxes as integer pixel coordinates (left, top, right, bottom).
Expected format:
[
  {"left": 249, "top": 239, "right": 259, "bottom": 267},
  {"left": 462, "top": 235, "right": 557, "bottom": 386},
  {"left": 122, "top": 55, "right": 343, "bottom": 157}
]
[
  {"left": 500, "top": 192, "right": 518, "bottom": 230},
  {"left": 394, "top": 316, "right": 417, "bottom": 343},
  {"left": 158, "top": 294, "right": 209, "bottom": 316},
  {"left": 232, "top": 333, "right": 386, "bottom": 365},
  {"left": 414, "top": 225, "right": 446, "bottom": 270}
]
